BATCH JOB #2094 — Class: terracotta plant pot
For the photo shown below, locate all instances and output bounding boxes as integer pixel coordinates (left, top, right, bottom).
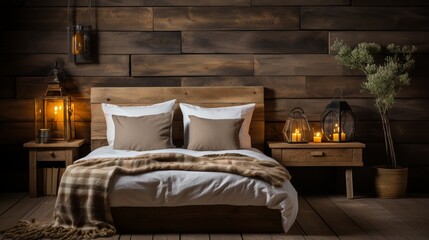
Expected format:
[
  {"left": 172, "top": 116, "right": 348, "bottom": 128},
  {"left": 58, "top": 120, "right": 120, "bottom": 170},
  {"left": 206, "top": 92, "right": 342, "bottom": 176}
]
[{"left": 375, "top": 166, "right": 408, "bottom": 198}]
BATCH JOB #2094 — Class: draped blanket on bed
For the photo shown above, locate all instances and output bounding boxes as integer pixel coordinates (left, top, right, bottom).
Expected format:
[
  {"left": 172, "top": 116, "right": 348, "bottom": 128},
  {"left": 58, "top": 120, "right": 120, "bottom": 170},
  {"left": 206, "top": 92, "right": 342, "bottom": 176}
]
[{"left": 0, "top": 153, "right": 290, "bottom": 240}]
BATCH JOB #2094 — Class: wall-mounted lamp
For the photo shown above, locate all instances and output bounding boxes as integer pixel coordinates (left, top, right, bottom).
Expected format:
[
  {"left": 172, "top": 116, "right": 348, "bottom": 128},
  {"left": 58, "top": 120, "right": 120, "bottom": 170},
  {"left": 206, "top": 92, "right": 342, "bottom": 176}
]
[{"left": 67, "top": 0, "right": 93, "bottom": 63}]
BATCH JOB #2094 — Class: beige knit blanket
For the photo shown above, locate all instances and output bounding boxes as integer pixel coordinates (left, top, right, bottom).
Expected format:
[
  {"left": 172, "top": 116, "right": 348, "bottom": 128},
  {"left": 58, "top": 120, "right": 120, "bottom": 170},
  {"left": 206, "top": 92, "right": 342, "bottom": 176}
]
[{"left": 0, "top": 153, "right": 290, "bottom": 240}]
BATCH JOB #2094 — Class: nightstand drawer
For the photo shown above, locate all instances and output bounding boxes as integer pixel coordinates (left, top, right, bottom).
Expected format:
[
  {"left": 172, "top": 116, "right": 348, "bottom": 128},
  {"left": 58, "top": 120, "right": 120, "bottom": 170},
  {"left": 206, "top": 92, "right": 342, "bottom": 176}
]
[
  {"left": 36, "top": 150, "right": 66, "bottom": 161},
  {"left": 280, "top": 148, "right": 361, "bottom": 166}
]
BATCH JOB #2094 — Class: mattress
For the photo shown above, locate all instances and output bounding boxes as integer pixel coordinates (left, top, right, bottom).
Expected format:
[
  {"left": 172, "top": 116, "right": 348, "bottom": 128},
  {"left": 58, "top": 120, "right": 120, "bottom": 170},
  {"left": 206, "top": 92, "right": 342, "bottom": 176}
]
[{"left": 77, "top": 146, "right": 298, "bottom": 232}]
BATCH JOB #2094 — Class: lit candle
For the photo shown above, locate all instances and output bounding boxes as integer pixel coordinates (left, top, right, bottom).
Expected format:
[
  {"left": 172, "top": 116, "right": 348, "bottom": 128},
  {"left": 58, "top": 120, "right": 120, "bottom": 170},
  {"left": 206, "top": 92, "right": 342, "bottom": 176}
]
[
  {"left": 53, "top": 105, "right": 58, "bottom": 132},
  {"left": 341, "top": 132, "right": 346, "bottom": 141},
  {"left": 291, "top": 129, "right": 297, "bottom": 142},
  {"left": 313, "top": 132, "right": 322, "bottom": 143},
  {"left": 292, "top": 129, "right": 301, "bottom": 142},
  {"left": 333, "top": 123, "right": 339, "bottom": 141},
  {"left": 53, "top": 105, "right": 63, "bottom": 138}
]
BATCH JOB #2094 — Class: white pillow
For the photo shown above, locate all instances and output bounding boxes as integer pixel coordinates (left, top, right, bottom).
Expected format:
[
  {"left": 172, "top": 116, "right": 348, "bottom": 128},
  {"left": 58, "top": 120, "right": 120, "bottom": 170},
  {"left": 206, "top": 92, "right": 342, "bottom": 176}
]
[
  {"left": 102, "top": 99, "right": 176, "bottom": 146},
  {"left": 179, "top": 103, "right": 255, "bottom": 149}
]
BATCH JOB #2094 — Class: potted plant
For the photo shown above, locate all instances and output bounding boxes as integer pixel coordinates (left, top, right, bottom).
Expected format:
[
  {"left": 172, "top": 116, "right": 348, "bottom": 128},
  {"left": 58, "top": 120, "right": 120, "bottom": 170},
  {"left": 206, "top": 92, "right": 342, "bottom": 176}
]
[{"left": 331, "top": 40, "right": 417, "bottom": 198}]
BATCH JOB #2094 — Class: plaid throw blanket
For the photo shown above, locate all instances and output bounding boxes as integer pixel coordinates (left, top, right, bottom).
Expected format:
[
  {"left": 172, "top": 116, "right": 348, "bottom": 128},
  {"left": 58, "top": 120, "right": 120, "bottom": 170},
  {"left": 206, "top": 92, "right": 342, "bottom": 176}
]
[{"left": 0, "top": 153, "right": 290, "bottom": 240}]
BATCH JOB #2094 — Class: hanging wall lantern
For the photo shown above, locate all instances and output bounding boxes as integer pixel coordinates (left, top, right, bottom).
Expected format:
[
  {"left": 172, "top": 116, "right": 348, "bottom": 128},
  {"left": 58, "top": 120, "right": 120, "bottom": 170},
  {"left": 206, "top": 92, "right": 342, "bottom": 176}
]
[
  {"left": 283, "top": 107, "right": 311, "bottom": 143},
  {"left": 34, "top": 62, "right": 75, "bottom": 143},
  {"left": 67, "top": 0, "right": 93, "bottom": 63},
  {"left": 320, "top": 98, "right": 355, "bottom": 142}
]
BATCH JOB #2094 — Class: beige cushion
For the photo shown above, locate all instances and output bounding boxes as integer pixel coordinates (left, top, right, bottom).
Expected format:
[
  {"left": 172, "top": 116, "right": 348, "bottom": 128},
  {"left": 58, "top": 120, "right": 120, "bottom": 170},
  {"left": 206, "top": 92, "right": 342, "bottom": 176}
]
[
  {"left": 112, "top": 112, "right": 172, "bottom": 151},
  {"left": 180, "top": 103, "right": 255, "bottom": 148},
  {"left": 187, "top": 115, "right": 244, "bottom": 151},
  {"left": 102, "top": 100, "right": 176, "bottom": 146}
]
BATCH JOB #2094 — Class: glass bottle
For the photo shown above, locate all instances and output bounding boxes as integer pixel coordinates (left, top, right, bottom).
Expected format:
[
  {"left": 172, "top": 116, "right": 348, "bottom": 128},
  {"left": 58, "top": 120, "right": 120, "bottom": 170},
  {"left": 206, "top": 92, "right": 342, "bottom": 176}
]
[{"left": 72, "top": 24, "right": 83, "bottom": 55}]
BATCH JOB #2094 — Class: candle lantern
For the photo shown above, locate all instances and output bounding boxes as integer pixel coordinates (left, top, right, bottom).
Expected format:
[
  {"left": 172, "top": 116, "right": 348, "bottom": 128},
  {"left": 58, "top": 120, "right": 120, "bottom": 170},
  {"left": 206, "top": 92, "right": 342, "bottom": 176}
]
[
  {"left": 283, "top": 107, "right": 311, "bottom": 143},
  {"left": 320, "top": 100, "right": 355, "bottom": 142},
  {"left": 34, "top": 62, "right": 74, "bottom": 143}
]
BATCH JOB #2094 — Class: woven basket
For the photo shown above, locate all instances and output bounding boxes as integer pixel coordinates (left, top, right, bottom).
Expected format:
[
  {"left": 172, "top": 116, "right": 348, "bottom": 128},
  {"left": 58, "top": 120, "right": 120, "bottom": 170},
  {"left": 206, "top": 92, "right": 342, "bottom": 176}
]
[{"left": 375, "top": 166, "right": 408, "bottom": 198}]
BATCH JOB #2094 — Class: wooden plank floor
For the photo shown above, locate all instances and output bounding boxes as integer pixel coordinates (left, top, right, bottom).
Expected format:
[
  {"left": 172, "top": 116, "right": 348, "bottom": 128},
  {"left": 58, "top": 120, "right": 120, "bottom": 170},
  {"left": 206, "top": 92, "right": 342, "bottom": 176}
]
[{"left": 1, "top": 193, "right": 429, "bottom": 239}]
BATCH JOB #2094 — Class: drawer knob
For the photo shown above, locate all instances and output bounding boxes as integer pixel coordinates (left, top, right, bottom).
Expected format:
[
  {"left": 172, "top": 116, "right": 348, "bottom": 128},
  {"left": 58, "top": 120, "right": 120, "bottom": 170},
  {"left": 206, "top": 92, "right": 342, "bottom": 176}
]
[
  {"left": 310, "top": 151, "right": 324, "bottom": 157},
  {"left": 49, "top": 151, "right": 56, "bottom": 158}
]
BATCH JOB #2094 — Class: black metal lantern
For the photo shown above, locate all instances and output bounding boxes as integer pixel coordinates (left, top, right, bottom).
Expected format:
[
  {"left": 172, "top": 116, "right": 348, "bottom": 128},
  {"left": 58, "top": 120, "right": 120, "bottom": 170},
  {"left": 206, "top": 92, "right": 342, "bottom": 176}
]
[
  {"left": 67, "top": 0, "right": 93, "bottom": 63},
  {"left": 283, "top": 107, "right": 311, "bottom": 143},
  {"left": 320, "top": 100, "right": 355, "bottom": 142}
]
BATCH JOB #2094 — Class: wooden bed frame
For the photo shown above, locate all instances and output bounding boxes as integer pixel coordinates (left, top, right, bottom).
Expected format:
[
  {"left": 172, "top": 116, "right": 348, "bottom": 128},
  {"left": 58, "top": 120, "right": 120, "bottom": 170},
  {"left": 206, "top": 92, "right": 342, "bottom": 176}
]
[{"left": 90, "top": 86, "right": 283, "bottom": 233}]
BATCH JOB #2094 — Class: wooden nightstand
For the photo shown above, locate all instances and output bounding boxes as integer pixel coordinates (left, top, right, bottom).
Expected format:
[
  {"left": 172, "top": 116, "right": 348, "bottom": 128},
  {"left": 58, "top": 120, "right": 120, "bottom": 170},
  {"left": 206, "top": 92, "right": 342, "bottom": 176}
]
[
  {"left": 24, "top": 139, "right": 85, "bottom": 197},
  {"left": 268, "top": 142, "right": 365, "bottom": 199}
]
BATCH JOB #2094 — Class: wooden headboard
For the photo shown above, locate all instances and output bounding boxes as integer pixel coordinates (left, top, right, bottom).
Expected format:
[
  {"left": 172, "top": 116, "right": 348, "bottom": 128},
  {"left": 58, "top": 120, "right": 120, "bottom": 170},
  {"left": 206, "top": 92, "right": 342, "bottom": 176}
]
[{"left": 90, "top": 87, "right": 265, "bottom": 151}]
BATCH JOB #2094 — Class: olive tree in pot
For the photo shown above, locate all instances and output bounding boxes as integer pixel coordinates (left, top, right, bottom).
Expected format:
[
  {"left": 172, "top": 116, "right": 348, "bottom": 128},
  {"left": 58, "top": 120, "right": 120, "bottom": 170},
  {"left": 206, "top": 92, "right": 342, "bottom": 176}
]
[{"left": 331, "top": 40, "right": 416, "bottom": 198}]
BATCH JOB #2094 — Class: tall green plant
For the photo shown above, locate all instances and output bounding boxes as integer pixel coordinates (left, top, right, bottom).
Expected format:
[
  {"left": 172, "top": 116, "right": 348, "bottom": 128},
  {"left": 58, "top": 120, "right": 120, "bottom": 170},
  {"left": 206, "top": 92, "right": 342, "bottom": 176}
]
[{"left": 331, "top": 40, "right": 417, "bottom": 168}]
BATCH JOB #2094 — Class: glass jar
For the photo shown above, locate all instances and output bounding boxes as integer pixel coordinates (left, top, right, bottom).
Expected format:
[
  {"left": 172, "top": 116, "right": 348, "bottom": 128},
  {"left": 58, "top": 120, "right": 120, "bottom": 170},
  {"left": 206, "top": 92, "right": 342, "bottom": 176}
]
[{"left": 72, "top": 24, "right": 83, "bottom": 55}]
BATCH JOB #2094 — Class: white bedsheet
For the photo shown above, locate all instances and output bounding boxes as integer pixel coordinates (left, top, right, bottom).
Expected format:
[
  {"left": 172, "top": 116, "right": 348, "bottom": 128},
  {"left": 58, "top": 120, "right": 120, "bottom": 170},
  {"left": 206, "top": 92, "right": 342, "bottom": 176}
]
[{"left": 77, "top": 146, "right": 298, "bottom": 232}]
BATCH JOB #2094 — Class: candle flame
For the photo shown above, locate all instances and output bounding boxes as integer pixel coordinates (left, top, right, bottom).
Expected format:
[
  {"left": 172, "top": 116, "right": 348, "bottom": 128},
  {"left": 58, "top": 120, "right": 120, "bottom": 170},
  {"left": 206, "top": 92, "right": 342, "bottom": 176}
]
[{"left": 334, "top": 123, "right": 339, "bottom": 133}]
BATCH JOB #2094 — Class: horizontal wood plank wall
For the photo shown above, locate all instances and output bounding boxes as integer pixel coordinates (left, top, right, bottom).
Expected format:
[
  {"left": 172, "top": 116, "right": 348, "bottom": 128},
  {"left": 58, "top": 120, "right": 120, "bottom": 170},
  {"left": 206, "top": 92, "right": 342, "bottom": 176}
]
[
  {"left": 301, "top": 7, "right": 429, "bottom": 30},
  {"left": 153, "top": 7, "right": 300, "bottom": 30},
  {"left": 6, "top": 7, "right": 153, "bottom": 31},
  {"left": 132, "top": 55, "right": 254, "bottom": 76},
  {"left": 182, "top": 31, "right": 328, "bottom": 53},
  {"left": 1, "top": 0, "right": 429, "bottom": 194},
  {"left": 24, "top": 0, "right": 252, "bottom": 7}
]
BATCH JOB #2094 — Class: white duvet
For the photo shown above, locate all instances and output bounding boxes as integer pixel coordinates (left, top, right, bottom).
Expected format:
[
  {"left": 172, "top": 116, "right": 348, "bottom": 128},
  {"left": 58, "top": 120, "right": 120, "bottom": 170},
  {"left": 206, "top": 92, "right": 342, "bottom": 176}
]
[{"left": 77, "top": 146, "right": 298, "bottom": 232}]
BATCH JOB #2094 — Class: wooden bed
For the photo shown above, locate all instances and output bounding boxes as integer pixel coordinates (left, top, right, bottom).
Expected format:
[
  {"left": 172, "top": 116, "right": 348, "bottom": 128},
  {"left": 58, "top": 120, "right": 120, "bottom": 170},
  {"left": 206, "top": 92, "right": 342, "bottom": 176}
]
[{"left": 90, "top": 86, "right": 283, "bottom": 233}]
